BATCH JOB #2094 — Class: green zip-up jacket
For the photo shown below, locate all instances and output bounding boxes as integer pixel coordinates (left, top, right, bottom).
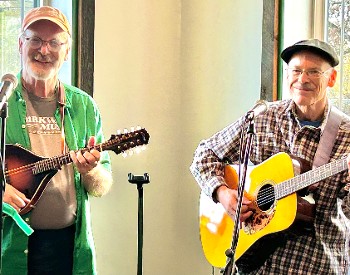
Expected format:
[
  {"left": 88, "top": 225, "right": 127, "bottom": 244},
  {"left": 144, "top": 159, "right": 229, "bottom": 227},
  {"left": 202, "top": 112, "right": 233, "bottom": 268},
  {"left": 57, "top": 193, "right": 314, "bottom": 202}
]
[{"left": 1, "top": 75, "right": 111, "bottom": 275}]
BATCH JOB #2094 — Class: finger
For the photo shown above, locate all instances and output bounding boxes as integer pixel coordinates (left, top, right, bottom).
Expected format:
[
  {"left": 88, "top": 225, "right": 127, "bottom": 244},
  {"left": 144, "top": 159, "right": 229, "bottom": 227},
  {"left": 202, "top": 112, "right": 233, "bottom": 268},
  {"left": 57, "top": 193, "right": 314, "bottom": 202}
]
[
  {"left": 89, "top": 149, "right": 100, "bottom": 160},
  {"left": 4, "top": 187, "right": 30, "bottom": 212},
  {"left": 242, "top": 197, "right": 252, "bottom": 204},
  {"left": 83, "top": 150, "right": 99, "bottom": 163},
  {"left": 240, "top": 211, "right": 253, "bottom": 222},
  {"left": 76, "top": 150, "right": 88, "bottom": 165},
  {"left": 70, "top": 151, "right": 78, "bottom": 164}
]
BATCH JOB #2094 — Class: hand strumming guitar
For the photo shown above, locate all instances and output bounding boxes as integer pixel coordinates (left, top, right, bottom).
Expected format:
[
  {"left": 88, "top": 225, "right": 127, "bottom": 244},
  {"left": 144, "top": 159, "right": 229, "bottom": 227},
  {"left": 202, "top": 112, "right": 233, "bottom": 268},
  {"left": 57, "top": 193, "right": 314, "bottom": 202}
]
[
  {"left": 4, "top": 184, "right": 31, "bottom": 212},
  {"left": 215, "top": 185, "right": 254, "bottom": 222}
]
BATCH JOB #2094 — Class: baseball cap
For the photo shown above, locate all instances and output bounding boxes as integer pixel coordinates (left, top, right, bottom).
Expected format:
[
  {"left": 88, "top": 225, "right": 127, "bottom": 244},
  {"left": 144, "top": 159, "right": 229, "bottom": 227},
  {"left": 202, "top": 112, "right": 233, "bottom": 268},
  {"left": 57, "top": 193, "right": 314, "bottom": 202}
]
[
  {"left": 22, "top": 6, "right": 71, "bottom": 37},
  {"left": 281, "top": 38, "right": 339, "bottom": 67}
]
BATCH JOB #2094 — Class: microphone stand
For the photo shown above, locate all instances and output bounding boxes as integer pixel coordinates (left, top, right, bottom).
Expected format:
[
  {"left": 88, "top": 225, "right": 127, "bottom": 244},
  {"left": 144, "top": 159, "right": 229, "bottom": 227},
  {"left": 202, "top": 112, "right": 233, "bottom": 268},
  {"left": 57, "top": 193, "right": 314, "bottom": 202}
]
[
  {"left": 223, "top": 111, "right": 256, "bottom": 275},
  {"left": 128, "top": 173, "right": 150, "bottom": 275},
  {"left": 0, "top": 101, "right": 8, "bottom": 272}
]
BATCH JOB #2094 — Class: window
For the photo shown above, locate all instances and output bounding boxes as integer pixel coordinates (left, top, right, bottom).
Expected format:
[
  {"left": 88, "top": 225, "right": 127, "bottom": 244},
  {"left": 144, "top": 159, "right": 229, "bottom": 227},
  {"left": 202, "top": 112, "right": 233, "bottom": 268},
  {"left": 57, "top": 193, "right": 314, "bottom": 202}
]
[
  {"left": 0, "top": 1, "right": 34, "bottom": 78},
  {"left": 0, "top": 0, "right": 72, "bottom": 84},
  {"left": 325, "top": 0, "right": 350, "bottom": 114}
]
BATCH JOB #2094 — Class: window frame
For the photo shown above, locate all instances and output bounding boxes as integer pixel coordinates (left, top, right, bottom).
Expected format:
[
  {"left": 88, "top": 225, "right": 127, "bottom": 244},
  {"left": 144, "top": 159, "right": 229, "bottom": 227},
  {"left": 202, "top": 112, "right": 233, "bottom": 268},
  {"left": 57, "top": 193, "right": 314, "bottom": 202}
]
[{"left": 73, "top": 0, "right": 95, "bottom": 97}]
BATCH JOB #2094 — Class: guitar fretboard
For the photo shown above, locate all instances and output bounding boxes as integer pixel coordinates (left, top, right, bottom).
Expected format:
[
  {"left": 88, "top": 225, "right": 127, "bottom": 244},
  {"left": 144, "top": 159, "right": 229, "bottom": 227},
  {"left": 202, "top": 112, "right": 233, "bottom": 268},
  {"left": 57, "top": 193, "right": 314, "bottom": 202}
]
[
  {"left": 275, "top": 156, "right": 348, "bottom": 199},
  {"left": 33, "top": 154, "right": 72, "bottom": 174}
]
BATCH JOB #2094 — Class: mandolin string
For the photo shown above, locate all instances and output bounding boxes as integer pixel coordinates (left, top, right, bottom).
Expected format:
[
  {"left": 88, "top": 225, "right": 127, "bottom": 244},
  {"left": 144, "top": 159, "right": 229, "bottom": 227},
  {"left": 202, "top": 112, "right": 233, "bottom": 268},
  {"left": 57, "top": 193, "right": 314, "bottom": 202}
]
[
  {"left": 6, "top": 163, "right": 36, "bottom": 176},
  {"left": 5, "top": 129, "right": 147, "bottom": 177}
]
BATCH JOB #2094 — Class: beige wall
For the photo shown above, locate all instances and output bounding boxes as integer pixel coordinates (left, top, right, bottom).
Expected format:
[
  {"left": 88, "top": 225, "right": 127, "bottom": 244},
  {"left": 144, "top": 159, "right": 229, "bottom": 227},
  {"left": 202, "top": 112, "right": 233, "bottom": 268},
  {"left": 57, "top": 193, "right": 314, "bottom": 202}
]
[{"left": 93, "top": 1, "right": 263, "bottom": 274}]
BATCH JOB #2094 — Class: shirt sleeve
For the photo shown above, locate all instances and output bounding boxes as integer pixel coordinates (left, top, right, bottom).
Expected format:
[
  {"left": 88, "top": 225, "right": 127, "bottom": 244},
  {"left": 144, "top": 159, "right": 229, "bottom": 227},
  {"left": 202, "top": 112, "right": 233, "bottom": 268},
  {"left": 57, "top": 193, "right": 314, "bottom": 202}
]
[{"left": 189, "top": 116, "right": 245, "bottom": 200}]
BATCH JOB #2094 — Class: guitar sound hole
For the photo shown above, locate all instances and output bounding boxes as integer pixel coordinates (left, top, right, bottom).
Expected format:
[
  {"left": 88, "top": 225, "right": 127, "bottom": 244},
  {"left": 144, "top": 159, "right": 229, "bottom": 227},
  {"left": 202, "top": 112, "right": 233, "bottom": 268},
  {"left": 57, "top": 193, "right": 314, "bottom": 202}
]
[{"left": 256, "top": 184, "right": 275, "bottom": 211}]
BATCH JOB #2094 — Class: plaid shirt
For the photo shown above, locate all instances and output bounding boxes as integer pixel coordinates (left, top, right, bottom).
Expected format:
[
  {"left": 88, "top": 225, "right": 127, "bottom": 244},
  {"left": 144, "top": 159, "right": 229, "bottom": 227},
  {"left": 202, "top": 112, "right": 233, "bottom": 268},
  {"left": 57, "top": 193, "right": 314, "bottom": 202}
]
[{"left": 190, "top": 99, "right": 350, "bottom": 274}]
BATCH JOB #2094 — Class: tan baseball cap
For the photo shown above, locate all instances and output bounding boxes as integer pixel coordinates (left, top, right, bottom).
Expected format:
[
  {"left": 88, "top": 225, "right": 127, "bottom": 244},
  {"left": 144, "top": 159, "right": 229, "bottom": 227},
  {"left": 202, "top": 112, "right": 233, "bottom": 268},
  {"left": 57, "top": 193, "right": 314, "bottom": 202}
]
[{"left": 22, "top": 6, "right": 71, "bottom": 37}]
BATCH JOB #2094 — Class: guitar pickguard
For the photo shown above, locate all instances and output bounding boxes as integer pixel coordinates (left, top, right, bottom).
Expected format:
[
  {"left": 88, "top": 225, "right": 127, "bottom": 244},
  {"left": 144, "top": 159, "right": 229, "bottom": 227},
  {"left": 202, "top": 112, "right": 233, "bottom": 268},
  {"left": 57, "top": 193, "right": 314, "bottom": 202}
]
[{"left": 243, "top": 206, "right": 276, "bottom": 235}]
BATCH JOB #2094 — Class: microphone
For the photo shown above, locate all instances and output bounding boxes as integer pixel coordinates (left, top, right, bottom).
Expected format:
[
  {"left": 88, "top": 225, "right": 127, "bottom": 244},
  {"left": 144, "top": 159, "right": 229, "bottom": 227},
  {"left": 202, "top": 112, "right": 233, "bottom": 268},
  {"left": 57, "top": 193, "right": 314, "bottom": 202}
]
[
  {"left": 0, "top": 73, "right": 18, "bottom": 110},
  {"left": 245, "top": 100, "right": 269, "bottom": 120}
]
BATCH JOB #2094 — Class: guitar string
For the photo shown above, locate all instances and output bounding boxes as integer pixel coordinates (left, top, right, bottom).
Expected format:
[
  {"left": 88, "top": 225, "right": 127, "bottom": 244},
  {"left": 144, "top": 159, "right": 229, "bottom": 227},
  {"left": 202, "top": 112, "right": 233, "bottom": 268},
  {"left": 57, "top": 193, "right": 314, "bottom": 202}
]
[
  {"left": 250, "top": 160, "right": 348, "bottom": 208},
  {"left": 231, "top": 157, "right": 348, "bottom": 211}
]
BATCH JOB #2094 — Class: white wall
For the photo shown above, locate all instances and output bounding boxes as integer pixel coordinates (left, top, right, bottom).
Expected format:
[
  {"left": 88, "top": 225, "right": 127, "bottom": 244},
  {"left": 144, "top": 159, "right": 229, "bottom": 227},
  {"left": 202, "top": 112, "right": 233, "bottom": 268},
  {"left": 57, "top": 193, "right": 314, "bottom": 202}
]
[{"left": 93, "top": 1, "right": 262, "bottom": 274}]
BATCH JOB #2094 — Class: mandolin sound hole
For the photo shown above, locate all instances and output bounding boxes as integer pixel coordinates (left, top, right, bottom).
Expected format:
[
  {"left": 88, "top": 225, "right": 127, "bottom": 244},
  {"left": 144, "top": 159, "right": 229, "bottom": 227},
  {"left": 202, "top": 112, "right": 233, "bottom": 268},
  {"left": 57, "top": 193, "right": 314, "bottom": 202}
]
[{"left": 256, "top": 184, "right": 275, "bottom": 211}]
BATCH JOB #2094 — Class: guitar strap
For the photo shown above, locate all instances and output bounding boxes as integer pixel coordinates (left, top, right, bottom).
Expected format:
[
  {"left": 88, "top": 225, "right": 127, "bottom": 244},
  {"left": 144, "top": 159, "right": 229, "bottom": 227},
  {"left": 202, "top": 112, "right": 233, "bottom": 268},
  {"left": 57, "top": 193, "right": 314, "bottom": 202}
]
[
  {"left": 312, "top": 105, "right": 343, "bottom": 169},
  {"left": 296, "top": 105, "right": 343, "bottom": 226},
  {"left": 57, "top": 81, "right": 66, "bottom": 154}
]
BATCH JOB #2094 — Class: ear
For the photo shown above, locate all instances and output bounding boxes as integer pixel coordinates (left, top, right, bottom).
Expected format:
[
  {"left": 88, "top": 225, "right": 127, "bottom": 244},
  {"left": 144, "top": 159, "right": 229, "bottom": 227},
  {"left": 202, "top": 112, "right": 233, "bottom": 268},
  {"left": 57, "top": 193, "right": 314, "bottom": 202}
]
[
  {"left": 64, "top": 45, "right": 70, "bottom": 61},
  {"left": 328, "top": 69, "right": 337, "bottom": 87},
  {"left": 19, "top": 37, "right": 23, "bottom": 54}
]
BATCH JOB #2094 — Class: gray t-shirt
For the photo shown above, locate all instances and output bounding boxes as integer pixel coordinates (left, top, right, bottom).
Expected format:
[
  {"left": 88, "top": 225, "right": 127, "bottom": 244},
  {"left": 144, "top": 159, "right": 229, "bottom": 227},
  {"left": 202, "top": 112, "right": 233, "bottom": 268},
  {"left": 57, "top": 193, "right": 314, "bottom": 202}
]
[{"left": 22, "top": 89, "right": 76, "bottom": 229}]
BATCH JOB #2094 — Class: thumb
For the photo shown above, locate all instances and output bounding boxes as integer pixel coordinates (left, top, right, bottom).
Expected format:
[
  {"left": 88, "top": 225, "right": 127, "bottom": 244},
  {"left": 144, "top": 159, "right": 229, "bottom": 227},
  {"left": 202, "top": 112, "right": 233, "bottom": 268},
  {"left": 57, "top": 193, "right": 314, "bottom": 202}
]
[{"left": 88, "top": 136, "right": 96, "bottom": 147}]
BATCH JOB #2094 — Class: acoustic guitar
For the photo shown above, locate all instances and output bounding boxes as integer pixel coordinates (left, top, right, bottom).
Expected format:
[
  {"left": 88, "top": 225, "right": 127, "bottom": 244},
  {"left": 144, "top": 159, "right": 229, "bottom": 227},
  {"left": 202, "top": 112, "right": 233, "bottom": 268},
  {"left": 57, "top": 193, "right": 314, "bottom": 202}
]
[
  {"left": 4, "top": 127, "right": 150, "bottom": 215},
  {"left": 199, "top": 152, "right": 348, "bottom": 268}
]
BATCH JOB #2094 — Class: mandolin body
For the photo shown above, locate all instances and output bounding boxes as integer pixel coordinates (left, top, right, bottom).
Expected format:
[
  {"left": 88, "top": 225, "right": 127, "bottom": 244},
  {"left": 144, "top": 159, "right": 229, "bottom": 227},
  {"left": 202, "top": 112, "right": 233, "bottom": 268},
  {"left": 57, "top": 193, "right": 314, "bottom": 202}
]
[{"left": 5, "top": 144, "right": 57, "bottom": 215}]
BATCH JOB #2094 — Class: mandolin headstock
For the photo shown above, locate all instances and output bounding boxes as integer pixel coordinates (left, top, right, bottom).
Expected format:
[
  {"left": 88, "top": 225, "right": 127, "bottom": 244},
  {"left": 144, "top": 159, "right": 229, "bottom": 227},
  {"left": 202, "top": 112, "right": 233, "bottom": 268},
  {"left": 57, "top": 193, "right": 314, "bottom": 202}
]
[{"left": 104, "top": 126, "right": 150, "bottom": 156}]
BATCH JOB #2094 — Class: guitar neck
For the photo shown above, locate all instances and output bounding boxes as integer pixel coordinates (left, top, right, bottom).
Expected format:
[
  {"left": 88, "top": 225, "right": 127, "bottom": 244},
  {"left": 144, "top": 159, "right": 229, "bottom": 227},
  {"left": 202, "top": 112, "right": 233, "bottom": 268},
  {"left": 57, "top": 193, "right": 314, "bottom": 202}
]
[
  {"left": 31, "top": 128, "right": 149, "bottom": 175},
  {"left": 33, "top": 145, "right": 104, "bottom": 175},
  {"left": 275, "top": 156, "right": 348, "bottom": 199}
]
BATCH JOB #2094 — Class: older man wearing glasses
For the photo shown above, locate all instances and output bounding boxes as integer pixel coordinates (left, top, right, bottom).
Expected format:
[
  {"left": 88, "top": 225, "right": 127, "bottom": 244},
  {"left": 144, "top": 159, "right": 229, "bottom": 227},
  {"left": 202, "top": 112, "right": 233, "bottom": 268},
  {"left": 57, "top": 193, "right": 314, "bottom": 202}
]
[
  {"left": 190, "top": 39, "right": 350, "bottom": 274},
  {"left": 2, "top": 6, "right": 113, "bottom": 275}
]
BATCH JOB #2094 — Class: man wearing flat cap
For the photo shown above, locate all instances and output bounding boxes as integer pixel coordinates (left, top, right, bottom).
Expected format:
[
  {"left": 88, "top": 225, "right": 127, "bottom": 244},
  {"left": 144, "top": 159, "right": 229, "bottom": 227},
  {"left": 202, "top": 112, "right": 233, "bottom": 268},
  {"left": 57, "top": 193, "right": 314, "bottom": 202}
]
[
  {"left": 2, "top": 6, "right": 113, "bottom": 275},
  {"left": 190, "top": 38, "right": 350, "bottom": 274}
]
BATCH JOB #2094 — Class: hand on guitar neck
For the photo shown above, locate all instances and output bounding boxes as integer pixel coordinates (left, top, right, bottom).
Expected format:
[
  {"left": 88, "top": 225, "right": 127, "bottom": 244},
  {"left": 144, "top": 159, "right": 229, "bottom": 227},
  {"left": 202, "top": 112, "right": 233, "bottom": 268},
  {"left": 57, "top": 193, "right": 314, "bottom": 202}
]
[
  {"left": 215, "top": 185, "right": 255, "bottom": 222},
  {"left": 70, "top": 136, "right": 100, "bottom": 175}
]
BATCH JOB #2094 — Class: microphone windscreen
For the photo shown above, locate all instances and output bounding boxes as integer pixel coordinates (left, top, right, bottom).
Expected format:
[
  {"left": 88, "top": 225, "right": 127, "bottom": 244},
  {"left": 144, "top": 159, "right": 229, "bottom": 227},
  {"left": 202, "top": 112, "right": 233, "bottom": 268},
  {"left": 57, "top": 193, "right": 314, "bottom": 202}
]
[{"left": 1, "top": 73, "right": 18, "bottom": 89}]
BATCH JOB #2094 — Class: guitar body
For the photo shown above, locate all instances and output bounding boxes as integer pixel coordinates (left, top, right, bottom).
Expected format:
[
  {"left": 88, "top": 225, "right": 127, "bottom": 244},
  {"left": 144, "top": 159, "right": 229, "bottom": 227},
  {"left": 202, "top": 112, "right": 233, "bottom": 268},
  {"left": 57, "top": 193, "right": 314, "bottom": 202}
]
[
  {"left": 199, "top": 152, "right": 297, "bottom": 268},
  {"left": 5, "top": 144, "right": 57, "bottom": 215}
]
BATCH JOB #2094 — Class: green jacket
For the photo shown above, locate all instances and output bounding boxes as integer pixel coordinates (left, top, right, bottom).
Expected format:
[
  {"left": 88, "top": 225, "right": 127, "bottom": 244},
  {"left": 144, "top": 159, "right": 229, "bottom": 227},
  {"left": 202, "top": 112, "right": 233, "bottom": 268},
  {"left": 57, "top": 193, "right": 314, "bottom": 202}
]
[{"left": 1, "top": 75, "right": 111, "bottom": 275}]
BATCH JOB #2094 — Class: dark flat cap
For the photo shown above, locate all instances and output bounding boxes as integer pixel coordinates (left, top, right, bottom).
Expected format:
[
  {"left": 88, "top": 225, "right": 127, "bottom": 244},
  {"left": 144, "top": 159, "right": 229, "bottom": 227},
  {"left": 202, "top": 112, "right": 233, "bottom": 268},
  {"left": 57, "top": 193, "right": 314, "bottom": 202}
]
[{"left": 281, "top": 38, "right": 339, "bottom": 67}]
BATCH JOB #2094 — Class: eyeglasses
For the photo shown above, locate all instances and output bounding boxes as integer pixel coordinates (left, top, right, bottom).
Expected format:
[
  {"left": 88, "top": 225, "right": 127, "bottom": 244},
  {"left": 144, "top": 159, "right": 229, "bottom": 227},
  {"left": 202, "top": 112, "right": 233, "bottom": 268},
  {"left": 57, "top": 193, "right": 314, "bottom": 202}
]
[
  {"left": 22, "top": 36, "right": 67, "bottom": 52},
  {"left": 286, "top": 67, "right": 333, "bottom": 79}
]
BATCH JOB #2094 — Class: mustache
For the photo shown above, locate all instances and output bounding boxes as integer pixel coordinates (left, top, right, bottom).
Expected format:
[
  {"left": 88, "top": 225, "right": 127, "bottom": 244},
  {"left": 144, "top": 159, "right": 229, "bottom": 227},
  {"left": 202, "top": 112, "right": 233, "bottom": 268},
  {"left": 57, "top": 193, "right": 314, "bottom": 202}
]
[
  {"left": 292, "top": 83, "right": 313, "bottom": 91},
  {"left": 33, "top": 53, "right": 53, "bottom": 63}
]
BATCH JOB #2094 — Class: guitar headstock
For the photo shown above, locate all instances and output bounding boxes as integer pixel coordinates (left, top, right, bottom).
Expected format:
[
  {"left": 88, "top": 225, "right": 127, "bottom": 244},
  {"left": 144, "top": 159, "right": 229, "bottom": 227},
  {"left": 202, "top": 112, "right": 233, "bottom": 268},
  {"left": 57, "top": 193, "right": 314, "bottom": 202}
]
[{"left": 105, "top": 127, "right": 150, "bottom": 157}]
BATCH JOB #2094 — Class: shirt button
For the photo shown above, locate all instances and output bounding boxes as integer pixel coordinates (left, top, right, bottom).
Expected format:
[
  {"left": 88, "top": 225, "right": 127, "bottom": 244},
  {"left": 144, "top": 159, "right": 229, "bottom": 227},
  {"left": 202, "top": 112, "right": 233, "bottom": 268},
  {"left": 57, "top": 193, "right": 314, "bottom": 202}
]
[
  {"left": 24, "top": 249, "right": 28, "bottom": 254},
  {"left": 25, "top": 218, "right": 30, "bottom": 223},
  {"left": 21, "top": 125, "right": 26, "bottom": 129}
]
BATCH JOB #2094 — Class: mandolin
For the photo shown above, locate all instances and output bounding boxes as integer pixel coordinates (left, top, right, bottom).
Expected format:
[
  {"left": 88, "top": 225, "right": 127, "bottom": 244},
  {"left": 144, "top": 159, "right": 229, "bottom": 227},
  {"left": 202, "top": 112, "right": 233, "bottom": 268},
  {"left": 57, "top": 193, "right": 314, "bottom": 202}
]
[
  {"left": 5, "top": 127, "right": 150, "bottom": 215},
  {"left": 199, "top": 152, "right": 348, "bottom": 268}
]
